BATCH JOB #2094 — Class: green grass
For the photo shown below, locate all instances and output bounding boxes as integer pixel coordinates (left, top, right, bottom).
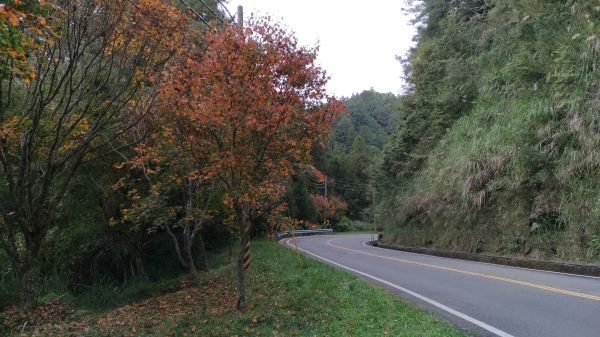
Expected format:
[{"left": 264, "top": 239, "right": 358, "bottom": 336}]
[
  {"left": 145, "top": 241, "right": 466, "bottom": 336},
  {"left": 7, "top": 241, "right": 466, "bottom": 337}
]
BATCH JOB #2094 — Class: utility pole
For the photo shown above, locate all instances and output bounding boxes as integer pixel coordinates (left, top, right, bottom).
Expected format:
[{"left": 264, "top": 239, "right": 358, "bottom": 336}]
[
  {"left": 372, "top": 186, "right": 376, "bottom": 241},
  {"left": 324, "top": 136, "right": 332, "bottom": 199},
  {"left": 237, "top": 5, "right": 243, "bottom": 27}
]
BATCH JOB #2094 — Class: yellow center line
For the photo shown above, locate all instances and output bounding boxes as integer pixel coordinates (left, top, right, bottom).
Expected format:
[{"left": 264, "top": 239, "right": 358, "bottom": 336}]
[{"left": 326, "top": 238, "right": 600, "bottom": 302}]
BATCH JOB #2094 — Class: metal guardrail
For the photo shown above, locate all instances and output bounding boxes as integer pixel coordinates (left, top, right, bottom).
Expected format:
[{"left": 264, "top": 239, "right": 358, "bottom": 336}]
[{"left": 275, "top": 228, "right": 333, "bottom": 241}]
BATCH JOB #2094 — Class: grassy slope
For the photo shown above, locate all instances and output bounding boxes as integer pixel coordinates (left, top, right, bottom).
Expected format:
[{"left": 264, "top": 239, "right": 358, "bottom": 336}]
[
  {"left": 4, "top": 241, "right": 465, "bottom": 337},
  {"left": 385, "top": 2, "right": 600, "bottom": 262},
  {"left": 191, "top": 241, "right": 465, "bottom": 337}
]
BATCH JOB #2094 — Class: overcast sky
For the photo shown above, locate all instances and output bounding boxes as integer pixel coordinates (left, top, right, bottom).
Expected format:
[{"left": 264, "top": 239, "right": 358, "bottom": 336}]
[{"left": 226, "top": 1, "right": 417, "bottom": 98}]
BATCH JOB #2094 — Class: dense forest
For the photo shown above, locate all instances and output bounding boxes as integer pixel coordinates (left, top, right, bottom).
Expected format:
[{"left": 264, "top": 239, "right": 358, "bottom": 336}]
[
  {"left": 378, "top": 0, "right": 600, "bottom": 262},
  {"left": 283, "top": 90, "right": 400, "bottom": 229}
]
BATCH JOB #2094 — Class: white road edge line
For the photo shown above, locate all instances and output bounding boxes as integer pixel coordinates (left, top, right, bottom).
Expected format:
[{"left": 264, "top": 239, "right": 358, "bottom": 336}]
[
  {"left": 360, "top": 239, "right": 600, "bottom": 280},
  {"left": 286, "top": 238, "right": 514, "bottom": 337}
]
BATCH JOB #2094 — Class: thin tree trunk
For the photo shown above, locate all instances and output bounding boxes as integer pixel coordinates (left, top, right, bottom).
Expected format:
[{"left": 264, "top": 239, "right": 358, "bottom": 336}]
[
  {"left": 196, "top": 234, "right": 209, "bottom": 271},
  {"left": 235, "top": 203, "right": 249, "bottom": 310},
  {"left": 228, "top": 229, "right": 234, "bottom": 262},
  {"left": 236, "top": 231, "right": 247, "bottom": 310},
  {"left": 165, "top": 225, "right": 188, "bottom": 269},
  {"left": 184, "top": 237, "right": 199, "bottom": 278},
  {"left": 184, "top": 180, "right": 200, "bottom": 278}
]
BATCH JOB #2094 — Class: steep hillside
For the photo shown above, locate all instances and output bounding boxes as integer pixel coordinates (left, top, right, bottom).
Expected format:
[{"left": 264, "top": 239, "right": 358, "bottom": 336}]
[{"left": 379, "top": 1, "right": 600, "bottom": 262}]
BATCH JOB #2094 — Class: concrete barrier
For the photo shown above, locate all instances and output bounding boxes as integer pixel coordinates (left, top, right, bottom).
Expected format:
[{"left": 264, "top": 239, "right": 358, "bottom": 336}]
[{"left": 370, "top": 241, "right": 600, "bottom": 277}]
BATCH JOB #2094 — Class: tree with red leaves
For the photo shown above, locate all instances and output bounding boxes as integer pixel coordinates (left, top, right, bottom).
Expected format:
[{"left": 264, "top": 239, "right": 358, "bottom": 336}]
[{"left": 162, "top": 18, "right": 344, "bottom": 309}]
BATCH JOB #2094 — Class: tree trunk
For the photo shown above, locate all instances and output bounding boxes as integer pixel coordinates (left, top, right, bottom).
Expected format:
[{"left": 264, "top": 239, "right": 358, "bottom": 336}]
[
  {"left": 20, "top": 252, "right": 40, "bottom": 307},
  {"left": 228, "top": 229, "right": 234, "bottom": 262},
  {"left": 235, "top": 203, "right": 250, "bottom": 310},
  {"left": 20, "top": 262, "right": 38, "bottom": 307},
  {"left": 196, "top": 234, "right": 209, "bottom": 271},
  {"left": 183, "top": 179, "right": 200, "bottom": 278},
  {"left": 236, "top": 232, "right": 247, "bottom": 310},
  {"left": 165, "top": 225, "right": 188, "bottom": 269},
  {"left": 20, "top": 226, "right": 44, "bottom": 307},
  {"left": 184, "top": 237, "right": 199, "bottom": 279}
]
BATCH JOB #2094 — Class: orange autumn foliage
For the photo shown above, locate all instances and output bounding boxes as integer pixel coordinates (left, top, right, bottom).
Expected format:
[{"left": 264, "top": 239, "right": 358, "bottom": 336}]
[
  {"left": 0, "top": 0, "right": 55, "bottom": 79},
  {"left": 310, "top": 194, "right": 348, "bottom": 223},
  {"left": 161, "top": 18, "right": 344, "bottom": 214},
  {"left": 160, "top": 17, "right": 344, "bottom": 308}
]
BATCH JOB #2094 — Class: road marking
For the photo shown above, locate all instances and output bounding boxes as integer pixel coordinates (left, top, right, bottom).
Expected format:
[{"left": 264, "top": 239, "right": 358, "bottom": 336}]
[
  {"left": 285, "top": 239, "right": 515, "bottom": 337},
  {"left": 360, "top": 240, "right": 600, "bottom": 280},
  {"left": 328, "top": 238, "right": 600, "bottom": 302}
]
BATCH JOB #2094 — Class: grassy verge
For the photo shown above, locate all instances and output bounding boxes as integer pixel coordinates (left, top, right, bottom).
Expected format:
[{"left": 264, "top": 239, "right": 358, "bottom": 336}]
[{"left": 3, "top": 241, "right": 466, "bottom": 337}]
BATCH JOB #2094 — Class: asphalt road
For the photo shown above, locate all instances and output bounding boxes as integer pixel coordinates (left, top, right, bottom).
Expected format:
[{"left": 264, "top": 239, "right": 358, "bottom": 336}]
[{"left": 284, "top": 234, "right": 600, "bottom": 337}]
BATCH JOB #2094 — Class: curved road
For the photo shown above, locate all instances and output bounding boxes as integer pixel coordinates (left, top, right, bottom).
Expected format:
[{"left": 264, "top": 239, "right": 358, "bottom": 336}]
[{"left": 284, "top": 234, "right": 600, "bottom": 337}]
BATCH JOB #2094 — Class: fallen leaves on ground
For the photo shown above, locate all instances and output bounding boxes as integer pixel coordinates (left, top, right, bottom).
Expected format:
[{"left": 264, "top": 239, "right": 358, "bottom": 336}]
[
  {"left": 2, "top": 277, "right": 237, "bottom": 336},
  {"left": 1, "top": 299, "right": 75, "bottom": 330},
  {"left": 95, "top": 278, "right": 236, "bottom": 329}
]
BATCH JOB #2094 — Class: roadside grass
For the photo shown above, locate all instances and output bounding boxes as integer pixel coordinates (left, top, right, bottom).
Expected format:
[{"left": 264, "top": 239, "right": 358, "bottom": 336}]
[
  {"left": 190, "top": 240, "right": 466, "bottom": 337},
  {"left": 4, "top": 240, "right": 466, "bottom": 337}
]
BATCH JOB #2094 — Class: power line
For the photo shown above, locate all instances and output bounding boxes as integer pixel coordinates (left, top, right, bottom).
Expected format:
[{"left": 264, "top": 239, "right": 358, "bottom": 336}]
[
  {"left": 215, "top": 0, "right": 236, "bottom": 22},
  {"left": 304, "top": 177, "right": 365, "bottom": 191},
  {"left": 127, "top": 0, "right": 235, "bottom": 29},
  {"left": 196, "top": 0, "right": 227, "bottom": 25},
  {"left": 179, "top": 0, "right": 213, "bottom": 29},
  {"left": 126, "top": 0, "right": 164, "bottom": 26},
  {"left": 306, "top": 176, "right": 372, "bottom": 189},
  {"left": 127, "top": 0, "right": 214, "bottom": 29},
  {"left": 306, "top": 180, "right": 369, "bottom": 193}
]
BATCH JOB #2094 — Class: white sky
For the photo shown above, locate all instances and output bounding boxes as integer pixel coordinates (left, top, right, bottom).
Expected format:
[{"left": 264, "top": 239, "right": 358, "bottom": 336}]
[{"left": 226, "top": 1, "right": 417, "bottom": 98}]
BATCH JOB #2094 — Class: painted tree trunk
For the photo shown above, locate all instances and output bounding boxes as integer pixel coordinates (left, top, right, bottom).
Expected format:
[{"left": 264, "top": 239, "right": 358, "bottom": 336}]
[{"left": 235, "top": 204, "right": 251, "bottom": 310}]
